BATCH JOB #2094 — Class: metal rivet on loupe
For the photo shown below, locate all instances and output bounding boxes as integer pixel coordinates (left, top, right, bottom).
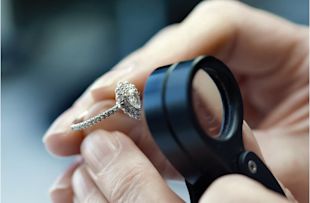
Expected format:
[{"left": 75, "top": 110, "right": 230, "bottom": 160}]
[{"left": 248, "top": 160, "right": 257, "bottom": 174}]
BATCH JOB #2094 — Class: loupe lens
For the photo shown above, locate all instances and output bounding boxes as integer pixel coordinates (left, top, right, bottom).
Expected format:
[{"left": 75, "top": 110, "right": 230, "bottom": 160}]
[{"left": 192, "top": 69, "right": 224, "bottom": 138}]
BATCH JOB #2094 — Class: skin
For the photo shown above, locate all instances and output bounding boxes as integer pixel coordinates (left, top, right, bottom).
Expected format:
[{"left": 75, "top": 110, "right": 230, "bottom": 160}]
[{"left": 44, "top": 1, "right": 308, "bottom": 202}]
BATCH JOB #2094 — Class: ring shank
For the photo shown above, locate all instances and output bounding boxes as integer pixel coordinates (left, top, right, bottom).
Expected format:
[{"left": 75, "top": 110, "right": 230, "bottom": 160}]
[{"left": 71, "top": 104, "right": 120, "bottom": 131}]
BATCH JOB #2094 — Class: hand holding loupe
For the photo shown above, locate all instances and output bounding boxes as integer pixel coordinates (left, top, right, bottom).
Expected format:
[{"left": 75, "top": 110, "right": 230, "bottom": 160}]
[{"left": 143, "top": 56, "right": 286, "bottom": 202}]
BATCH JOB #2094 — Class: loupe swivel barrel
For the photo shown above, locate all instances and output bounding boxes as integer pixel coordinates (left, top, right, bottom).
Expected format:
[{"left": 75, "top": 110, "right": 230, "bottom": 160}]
[{"left": 144, "top": 56, "right": 286, "bottom": 202}]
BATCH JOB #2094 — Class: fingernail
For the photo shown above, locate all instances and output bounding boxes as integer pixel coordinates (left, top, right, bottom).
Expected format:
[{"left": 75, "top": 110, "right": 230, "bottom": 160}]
[
  {"left": 82, "top": 131, "right": 119, "bottom": 173},
  {"left": 49, "top": 174, "right": 71, "bottom": 195},
  {"left": 49, "top": 162, "right": 79, "bottom": 203},
  {"left": 242, "top": 122, "right": 252, "bottom": 138},
  {"left": 90, "top": 65, "right": 136, "bottom": 100},
  {"left": 243, "top": 121, "right": 254, "bottom": 138},
  {"left": 90, "top": 66, "right": 134, "bottom": 91},
  {"left": 90, "top": 77, "right": 115, "bottom": 92},
  {"left": 72, "top": 110, "right": 89, "bottom": 124},
  {"left": 72, "top": 167, "right": 93, "bottom": 199}
]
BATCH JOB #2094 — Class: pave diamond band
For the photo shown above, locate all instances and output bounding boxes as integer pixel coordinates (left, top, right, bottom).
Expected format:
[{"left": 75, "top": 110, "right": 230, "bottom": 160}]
[
  {"left": 71, "top": 104, "right": 120, "bottom": 131},
  {"left": 71, "top": 81, "right": 142, "bottom": 131}
]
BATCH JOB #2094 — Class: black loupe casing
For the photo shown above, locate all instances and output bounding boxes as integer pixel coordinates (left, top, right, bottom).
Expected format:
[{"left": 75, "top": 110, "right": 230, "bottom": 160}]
[
  {"left": 143, "top": 56, "right": 244, "bottom": 202},
  {"left": 144, "top": 56, "right": 286, "bottom": 202}
]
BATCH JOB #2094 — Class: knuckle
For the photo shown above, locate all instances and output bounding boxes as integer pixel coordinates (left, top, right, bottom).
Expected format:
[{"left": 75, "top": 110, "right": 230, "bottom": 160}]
[
  {"left": 153, "top": 24, "right": 179, "bottom": 38},
  {"left": 197, "top": 0, "right": 243, "bottom": 11},
  {"left": 143, "top": 23, "right": 180, "bottom": 50},
  {"left": 193, "top": 0, "right": 247, "bottom": 19}
]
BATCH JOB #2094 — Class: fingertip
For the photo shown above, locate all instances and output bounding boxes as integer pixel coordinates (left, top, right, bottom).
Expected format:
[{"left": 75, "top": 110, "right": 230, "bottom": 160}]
[
  {"left": 50, "top": 186, "right": 73, "bottom": 203},
  {"left": 49, "top": 161, "right": 80, "bottom": 203},
  {"left": 43, "top": 108, "right": 75, "bottom": 140},
  {"left": 71, "top": 165, "right": 108, "bottom": 203},
  {"left": 43, "top": 131, "right": 84, "bottom": 156},
  {"left": 43, "top": 107, "right": 85, "bottom": 156}
]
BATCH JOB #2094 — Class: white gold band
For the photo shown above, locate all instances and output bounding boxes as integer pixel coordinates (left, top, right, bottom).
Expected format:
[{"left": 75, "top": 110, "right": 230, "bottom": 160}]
[{"left": 71, "top": 104, "right": 120, "bottom": 131}]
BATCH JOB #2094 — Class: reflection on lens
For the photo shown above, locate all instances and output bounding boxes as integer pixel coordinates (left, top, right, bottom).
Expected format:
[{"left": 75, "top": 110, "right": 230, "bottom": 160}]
[{"left": 192, "top": 69, "right": 223, "bottom": 138}]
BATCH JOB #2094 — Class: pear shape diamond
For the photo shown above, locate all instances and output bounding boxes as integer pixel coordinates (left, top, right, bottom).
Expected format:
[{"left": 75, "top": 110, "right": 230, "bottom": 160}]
[{"left": 128, "top": 88, "right": 141, "bottom": 109}]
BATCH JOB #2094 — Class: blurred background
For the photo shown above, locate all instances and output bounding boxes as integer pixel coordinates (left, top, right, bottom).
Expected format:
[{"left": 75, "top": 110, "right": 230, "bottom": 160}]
[{"left": 1, "top": 0, "right": 309, "bottom": 202}]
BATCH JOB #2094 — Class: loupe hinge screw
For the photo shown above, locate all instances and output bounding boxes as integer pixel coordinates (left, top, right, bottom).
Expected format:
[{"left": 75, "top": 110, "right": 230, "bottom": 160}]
[{"left": 248, "top": 160, "right": 257, "bottom": 174}]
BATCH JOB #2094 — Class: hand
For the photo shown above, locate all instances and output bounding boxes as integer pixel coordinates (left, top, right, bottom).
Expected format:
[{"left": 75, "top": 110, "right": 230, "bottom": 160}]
[
  {"left": 44, "top": 1, "right": 308, "bottom": 202},
  {"left": 50, "top": 130, "right": 293, "bottom": 203}
]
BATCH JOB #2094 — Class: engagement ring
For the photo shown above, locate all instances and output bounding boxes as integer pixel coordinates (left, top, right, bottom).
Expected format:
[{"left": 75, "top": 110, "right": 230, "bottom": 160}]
[{"left": 71, "top": 81, "right": 142, "bottom": 131}]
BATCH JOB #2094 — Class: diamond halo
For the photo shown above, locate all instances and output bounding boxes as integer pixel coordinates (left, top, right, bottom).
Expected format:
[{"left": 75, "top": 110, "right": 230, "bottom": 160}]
[{"left": 115, "top": 81, "right": 141, "bottom": 119}]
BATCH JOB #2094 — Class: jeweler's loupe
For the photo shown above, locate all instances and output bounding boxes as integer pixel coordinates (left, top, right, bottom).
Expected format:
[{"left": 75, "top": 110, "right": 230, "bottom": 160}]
[{"left": 143, "top": 56, "right": 285, "bottom": 203}]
